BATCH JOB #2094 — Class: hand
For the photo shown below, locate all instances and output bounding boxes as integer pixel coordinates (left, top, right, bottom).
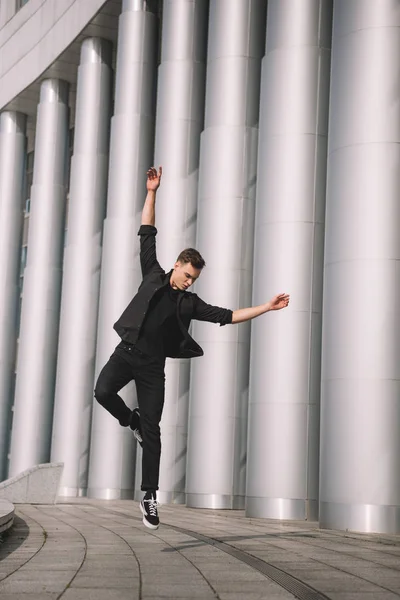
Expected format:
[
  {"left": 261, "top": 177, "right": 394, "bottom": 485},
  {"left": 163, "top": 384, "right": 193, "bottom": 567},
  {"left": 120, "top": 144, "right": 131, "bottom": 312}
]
[
  {"left": 266, "top": 293, "right": 290, "bottom": 311},
  {"left": 146, "top": 166, "right": 162, "bottom": 192}
]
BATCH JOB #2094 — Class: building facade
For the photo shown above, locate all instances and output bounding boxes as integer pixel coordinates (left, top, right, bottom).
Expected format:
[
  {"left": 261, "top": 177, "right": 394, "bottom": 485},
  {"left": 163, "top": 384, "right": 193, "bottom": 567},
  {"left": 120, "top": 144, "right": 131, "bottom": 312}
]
[{"left": 0, "top": 0, "right": 399, "bottom": 535}]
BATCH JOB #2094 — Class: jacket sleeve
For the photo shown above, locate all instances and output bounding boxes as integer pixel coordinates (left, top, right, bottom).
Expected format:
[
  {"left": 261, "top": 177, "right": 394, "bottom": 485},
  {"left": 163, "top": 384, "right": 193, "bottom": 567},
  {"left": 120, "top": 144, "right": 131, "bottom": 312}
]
[
  {"left": 192, "top": 294, "right": 233, "bottom": 326},
  {"left": 138, "top": 224, "right": 164, "bottom": 277}
]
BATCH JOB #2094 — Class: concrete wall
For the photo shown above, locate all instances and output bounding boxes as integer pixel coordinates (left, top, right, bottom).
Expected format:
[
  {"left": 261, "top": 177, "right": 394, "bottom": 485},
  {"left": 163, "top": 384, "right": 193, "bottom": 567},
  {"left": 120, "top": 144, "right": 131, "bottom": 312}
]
[
  {"left": 0, "top": 0, "right": 109, "bottom": 110},
  {"left": 0, "top": 0, "right": 18, "bottom": 29}
]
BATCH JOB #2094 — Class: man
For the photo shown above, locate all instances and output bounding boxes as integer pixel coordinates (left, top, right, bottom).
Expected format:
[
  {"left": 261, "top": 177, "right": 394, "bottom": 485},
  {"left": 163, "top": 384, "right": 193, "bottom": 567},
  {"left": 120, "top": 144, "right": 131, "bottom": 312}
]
[{"left": 94, "top": 166, "right": 290, "bottom": 530}]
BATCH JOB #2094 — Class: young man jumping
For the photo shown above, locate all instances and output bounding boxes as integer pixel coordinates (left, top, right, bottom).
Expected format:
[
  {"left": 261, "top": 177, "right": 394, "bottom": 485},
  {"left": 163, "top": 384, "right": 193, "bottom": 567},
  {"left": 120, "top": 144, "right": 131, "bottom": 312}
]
[{"left": 94, "top": 166, "right": 290, "bottom": 530}]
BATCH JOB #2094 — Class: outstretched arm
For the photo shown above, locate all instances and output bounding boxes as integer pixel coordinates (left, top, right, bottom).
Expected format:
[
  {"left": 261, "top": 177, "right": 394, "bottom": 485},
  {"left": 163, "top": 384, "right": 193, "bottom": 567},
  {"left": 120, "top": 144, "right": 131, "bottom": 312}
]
[
  {"left": 141, "top": 166, "right": 162, "bottom": 226},
  {"left": 232, "top": 293, "right": 290, "bottom": 324}
]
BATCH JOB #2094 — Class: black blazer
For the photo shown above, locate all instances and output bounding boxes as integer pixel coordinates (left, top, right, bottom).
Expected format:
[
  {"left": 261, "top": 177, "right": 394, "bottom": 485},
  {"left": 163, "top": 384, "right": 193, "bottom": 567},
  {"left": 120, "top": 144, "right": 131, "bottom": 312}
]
[{"left": 113, "top": 225, "right": 232, "bottom": 359}]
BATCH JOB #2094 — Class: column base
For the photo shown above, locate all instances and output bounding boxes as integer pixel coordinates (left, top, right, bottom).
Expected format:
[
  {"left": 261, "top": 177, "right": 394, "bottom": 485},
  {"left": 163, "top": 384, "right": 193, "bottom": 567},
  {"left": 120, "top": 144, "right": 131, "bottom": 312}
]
[
  {"left": 87, "top": 488, "right": 134, "bottom": 500},
  {"left": 246, "top": 497, "right": 318, "bottom": 521},
  {"left": 156, "top": 491, "right": 186, "bottom": 504},
  {"left": 58, "top": 487, "right": 87, "bottom": 498},
  {"left": 320, "top": 501, "right": 400, "bottom": 534},
  {"left": 186, "top": 493, "right": 245, "bottom": 509},
  {"left": 134, "top": 489, "right": 186, "bottom": 504}
]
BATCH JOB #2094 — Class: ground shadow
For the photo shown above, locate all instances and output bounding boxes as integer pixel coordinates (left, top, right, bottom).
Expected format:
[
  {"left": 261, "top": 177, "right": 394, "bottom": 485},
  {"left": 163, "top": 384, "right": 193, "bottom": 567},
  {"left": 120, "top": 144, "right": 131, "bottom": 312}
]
[
  {"left": 161, "top": 530, "right": 321, "bottom": 553},
  {"left": 0, "top": 515, "right": 30, "bottom": 560}
]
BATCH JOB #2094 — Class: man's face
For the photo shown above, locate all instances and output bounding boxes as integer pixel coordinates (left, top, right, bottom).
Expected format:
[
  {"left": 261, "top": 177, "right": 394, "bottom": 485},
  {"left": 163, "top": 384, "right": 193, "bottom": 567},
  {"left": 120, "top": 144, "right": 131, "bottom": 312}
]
[{"left": 171, "top": 261, "right": 202, "bottom": 291}]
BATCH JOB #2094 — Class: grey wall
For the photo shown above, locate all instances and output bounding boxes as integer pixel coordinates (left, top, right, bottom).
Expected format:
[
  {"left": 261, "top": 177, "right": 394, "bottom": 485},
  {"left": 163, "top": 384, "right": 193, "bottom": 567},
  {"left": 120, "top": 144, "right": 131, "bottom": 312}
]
[
  {"left": 0, "top": 0, "right": 19, "bottom": 29},
  {"left": 0, "top": 0, "right": 110, "bottom": 109}
]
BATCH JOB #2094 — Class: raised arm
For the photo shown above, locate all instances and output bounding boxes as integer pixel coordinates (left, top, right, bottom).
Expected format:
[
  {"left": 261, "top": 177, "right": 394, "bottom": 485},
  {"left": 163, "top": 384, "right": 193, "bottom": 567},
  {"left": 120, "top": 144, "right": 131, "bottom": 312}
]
[
  {"left": 141, "top": 166, "right": 162, "bottom": 226},
  {"left": 231, "top": 293, "right": 290, "bottom": 324}
]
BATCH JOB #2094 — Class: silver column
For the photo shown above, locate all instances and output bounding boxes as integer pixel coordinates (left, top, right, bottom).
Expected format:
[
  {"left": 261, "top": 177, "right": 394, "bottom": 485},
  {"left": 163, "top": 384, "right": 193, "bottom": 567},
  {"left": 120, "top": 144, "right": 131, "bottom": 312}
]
[
  {"left": 0, "top": 111, "right": 26, "bottom": 481},
  {"left": 320, "top": 0, "right": 400, "bottom": 534},
  {"left": 134, "top": 0, "right": 209, "bottom": 504},
  {"left": 51, "top": 38, "right": 113, "bottom": 497},
  {"left": 186, "top": 0, "right": 267, "bottom": 509},
  {"left": 9, "top": 79, "right": 69, "bottom": 477},
  {"left": 87, "top": 0, "right": 157, "bottom": 499},
  {"left": 246, "top": 0, "right": 333, "bottom": 520}
]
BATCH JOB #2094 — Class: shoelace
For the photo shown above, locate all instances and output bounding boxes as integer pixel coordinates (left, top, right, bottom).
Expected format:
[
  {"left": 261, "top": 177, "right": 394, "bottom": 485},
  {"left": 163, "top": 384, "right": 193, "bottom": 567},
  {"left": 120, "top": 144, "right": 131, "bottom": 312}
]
[{"left": 145, "top": 497, "right": 160, "bottom": 517}]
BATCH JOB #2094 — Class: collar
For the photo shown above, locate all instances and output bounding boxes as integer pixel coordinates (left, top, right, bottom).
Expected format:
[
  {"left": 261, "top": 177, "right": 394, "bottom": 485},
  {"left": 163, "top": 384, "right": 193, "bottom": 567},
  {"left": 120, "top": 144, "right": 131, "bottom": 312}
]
[{"left": 163, "top": 269, "right": 184, "bottom": 293}]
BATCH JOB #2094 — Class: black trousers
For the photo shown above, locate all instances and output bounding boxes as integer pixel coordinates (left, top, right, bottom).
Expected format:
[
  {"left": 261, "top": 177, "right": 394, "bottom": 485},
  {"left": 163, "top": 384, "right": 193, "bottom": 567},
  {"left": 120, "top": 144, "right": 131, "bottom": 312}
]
[{"left": 94, "top": 342, "right": 165, "bottom": 491}]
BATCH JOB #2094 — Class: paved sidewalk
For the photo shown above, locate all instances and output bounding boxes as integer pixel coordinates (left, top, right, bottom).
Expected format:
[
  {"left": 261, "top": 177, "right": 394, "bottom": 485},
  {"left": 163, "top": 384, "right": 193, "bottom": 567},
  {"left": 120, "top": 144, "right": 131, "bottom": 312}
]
[{"left": 0, "top": 498, "right": 400, "bottom": 600}]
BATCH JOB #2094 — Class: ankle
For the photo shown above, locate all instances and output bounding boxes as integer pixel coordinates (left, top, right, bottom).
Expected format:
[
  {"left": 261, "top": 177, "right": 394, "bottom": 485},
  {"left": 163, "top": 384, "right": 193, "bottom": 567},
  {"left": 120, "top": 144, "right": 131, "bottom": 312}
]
[{"left": 144, "top": 490, "right": 156, "bottom": 500}]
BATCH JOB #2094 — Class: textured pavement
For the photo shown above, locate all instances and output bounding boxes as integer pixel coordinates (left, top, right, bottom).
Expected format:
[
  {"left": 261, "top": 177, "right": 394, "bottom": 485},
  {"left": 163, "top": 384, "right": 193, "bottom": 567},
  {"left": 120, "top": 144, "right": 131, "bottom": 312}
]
[{"left": 0, "top": 498, "right": 400, "bottom": 599}]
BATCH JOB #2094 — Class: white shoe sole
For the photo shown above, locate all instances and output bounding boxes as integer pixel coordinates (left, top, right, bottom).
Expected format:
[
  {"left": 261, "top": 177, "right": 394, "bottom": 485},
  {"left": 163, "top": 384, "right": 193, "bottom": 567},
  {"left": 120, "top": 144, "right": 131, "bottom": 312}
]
[
  {"left": 132, "top": 430, "right": 143, "bottom": 446},
  {"left": 140, "top": 501, "right": 159, "bottom": 530},
  {"left": 130, "top": 409, "right": 143, "bottom": 446}
]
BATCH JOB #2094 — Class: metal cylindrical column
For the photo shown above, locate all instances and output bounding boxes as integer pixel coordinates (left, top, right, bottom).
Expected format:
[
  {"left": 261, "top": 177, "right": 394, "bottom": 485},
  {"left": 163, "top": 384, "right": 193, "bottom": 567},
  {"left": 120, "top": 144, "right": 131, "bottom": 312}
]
[
  {"left": 246, "top": 0, "right": 333, "bottom": 520},
  {"left": 0, "top": 111, "right": 27, "bottom": 481},
  {"left": 186, "top": 0, "right": 267, "bottom": 509},
  {"left": 320, "top": 0, "right": 400, "bottom": 534},
  {"left": 9, "top": 79, "right": 69, "bottom": 477},
  {"left": 51, "top": 38, "right": 113, "bottom": 497},
  {"left": 87, "top": 0, "right": 157, "bottom": 499},
  {"left": 133, "top": 0, "right": 209, "bottom": 504}
]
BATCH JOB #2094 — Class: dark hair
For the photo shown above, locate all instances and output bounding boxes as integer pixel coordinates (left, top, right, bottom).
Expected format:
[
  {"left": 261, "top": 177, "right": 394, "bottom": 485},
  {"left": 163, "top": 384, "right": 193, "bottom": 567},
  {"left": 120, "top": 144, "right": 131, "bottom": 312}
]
[{"left": 176, "top": 248, "right": 206, "bottom": 270}]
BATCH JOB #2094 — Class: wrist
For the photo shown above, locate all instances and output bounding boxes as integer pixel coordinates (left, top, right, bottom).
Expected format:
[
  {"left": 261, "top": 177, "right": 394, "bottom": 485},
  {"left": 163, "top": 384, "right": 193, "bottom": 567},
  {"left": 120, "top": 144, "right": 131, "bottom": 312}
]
[{"left": 264, "top": 302, "right": 271, "bottom": 313}]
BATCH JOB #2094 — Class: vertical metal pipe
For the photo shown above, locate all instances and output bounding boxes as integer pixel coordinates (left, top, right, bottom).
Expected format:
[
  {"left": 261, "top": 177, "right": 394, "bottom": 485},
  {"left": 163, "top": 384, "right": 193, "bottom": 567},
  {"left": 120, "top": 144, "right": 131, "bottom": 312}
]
[
  {"left": 246, "top": 0, "right": 333, "bottom": 520},
  {"left": 186, "top": 0, "right": 267, "bottom": 509},
  {"left": 9, "top": 79, "right": 69, "bottom": 477},
  {"left": 51, "top": 38, "right": 113, "bottom": 497},
  {"left": 0, "top": 111, "right": 26, "bottom": 480},
  {"left": 87, "top": 0, "right": 158, "bottom": 499},
  {"left": 133, "top": 0, "right": 209, "bottom": 505},
  {"left": 320, "top": 0, "right": 400, "bottom": 534}
]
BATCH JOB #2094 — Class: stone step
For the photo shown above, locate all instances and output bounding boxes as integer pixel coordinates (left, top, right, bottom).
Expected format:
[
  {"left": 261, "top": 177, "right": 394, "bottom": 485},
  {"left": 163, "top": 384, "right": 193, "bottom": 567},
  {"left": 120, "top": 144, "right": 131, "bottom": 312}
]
[
  {"left": 0, "top": 499, "right": 14, "bottom": 534},
  {"left": 0, "top": 462, "right": 63, "bottom": 504}
]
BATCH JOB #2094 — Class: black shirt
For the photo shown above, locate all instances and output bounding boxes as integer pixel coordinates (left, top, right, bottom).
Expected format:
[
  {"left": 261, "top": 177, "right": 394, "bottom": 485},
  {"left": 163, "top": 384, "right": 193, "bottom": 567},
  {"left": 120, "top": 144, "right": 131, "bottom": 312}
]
[
  {"left": 113, "top": 225, "right": 233, "bottom": 359},
  {"left": 135, "top": 284, "right": 180, "bottom": 360}
]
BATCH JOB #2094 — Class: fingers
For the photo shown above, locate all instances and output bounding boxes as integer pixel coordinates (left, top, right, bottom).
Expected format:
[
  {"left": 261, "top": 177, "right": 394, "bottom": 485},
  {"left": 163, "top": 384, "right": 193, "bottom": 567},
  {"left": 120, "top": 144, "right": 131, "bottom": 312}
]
[
  {"left": 147, "top": 166, "right": 162, "bottom": 179},
  {"left": 276, "top": 292, "right": 290, "bottom": 308}
]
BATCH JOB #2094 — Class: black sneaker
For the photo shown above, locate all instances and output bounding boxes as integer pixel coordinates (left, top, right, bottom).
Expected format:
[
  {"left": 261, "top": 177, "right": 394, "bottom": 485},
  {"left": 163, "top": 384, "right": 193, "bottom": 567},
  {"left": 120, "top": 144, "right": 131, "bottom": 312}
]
[
  {"left": 129, "top": 408, "right": 143, "bottom": 447},
  {"left": 140, "top": 493, "right": 160, "bottom": 530}
]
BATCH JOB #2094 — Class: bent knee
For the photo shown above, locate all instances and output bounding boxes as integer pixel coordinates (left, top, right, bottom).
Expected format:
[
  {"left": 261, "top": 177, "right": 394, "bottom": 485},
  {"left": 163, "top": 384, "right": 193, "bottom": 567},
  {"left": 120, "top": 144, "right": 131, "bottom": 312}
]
[{"left": 94, "top": 383, "right": 110, "bottom": 406}]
